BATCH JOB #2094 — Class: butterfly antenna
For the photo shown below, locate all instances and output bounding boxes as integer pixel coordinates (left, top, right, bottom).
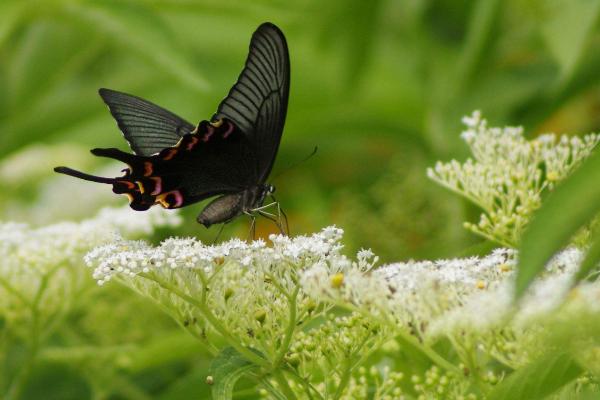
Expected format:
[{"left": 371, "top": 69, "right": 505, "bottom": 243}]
[
  {"left": 54, "top": 166, "right": 115, "bottom": 184},
  {"left": 272, "top": 146, "right": 318, "bottom": 180}
]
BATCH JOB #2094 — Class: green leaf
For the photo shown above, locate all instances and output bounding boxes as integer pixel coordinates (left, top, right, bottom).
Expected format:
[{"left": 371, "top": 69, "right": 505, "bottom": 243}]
[
  {"left": 487, "top": 353, "right": 583, "bottom": 400},
  {"left": 540, "top": 0, "right": 600, "bottom": 83},
  {"left": 126, "top": 331, "right": 207, "bottom": 373},
  {"left": 456, "top": 0, "right": 503, "bottom": 88},
  {"left": 64, "top": 0, "right": 208, "bottom": 90},
  {"left": 516, "top": 149, "right": 600, "bottom": 299},
  {"left": 0, "top": 0, "right": 25, "bottom": 51},
  {"left": 208, "top": 347, "right": 259, "bottom": 400},
  {"left": 575, "top": 229, "right": 600, "bottom": 283}
]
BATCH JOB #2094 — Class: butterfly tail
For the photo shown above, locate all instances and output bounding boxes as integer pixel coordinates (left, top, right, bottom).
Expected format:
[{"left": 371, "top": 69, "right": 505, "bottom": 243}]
[
  {"left": 54, "top": 166, "right": 115, "bottom": 184},
  {"left": 54, "top": 165, "right": 153, "bottom": 211}
]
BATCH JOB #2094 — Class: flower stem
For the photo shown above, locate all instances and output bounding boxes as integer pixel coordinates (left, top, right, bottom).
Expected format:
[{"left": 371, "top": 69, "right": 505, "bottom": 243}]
[
  {"left": 5, "top": 272, "right": 51, "bottom": 400},
  {"left": 272, "top": 370, "right": 297, "bottom": 400},
  {"left": 284, "top": 368, "right": 324, "bottom": 400},
  {"left": 394, "top": 328, "right": 460, "bottom": 374},
  {"left": 271, "top": 286, "right": 299, "bottom": 371},
  {"left": 146, "top": 274, "right": 269, "bottom": 368},
  {"left": 333, "top": 359, "right": 353, "bottom": 400}
]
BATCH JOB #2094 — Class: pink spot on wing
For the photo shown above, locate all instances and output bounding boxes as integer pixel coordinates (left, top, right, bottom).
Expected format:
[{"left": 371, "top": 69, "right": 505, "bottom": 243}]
[
  {"left": 150, "top": 177, "right": 162, "bottom": 195},
  {"left": 202, "top": 125, "right": 214, "bottom": 142},
  {"left": 222, "top": 121, "right": 234, "bottom": 138},
  {"left": 170, "top": 190, "right": 183, "bottom": 208},
  {"left": 187, "top": 136, "right": 199, "bottom": 150}
]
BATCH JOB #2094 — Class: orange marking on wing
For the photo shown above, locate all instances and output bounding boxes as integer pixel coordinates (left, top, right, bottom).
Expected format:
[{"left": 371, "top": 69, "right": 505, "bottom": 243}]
[
  {"left": 155, "top": 190, "right": 183, "bottom": 209},
  {"left": 163, "top": 149, "right": 178, "bottom": 161},
  {"left": 156, "top": 193, "right": 170, "bottom": 208},
  {"left": 118, "top": 180, "right": 136, "bottom": 190},
  {"left": 125, "top": 193, "right": 134, "bottom": 203}
]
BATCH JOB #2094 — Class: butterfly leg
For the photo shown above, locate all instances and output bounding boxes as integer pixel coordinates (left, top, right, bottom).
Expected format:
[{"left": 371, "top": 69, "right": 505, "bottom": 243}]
[
  {"left": 251, "top": 202, "right": 277, "bottom": 213},
  {"left": 270, "top": 195, "right": 289, "bottom": 236},
  {"left": 211, "top": 223, "right": 226, "bottom": 245},
  {"left": 244, "top": 211, "right": 257, "bottom": 241},
  {"left": 250, "top": 202, "right": 285, "bottom": 235},
  {"left": 279, "top": 204, "right": 290, "bottom": 236},
  {"left": 258, "top": 211, "right": 286, "bottom": 235}
]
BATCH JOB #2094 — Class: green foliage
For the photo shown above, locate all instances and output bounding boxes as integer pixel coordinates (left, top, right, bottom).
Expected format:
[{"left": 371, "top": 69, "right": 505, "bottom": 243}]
[
  {"left": 208, "top": 347, "right": 259, "bottom": 400},
  {"left": 516, "top": 149, "right": 600, "bottom": 298},
  {"left": 539, "top": 0, "right": 600, "bottom": 84},
  {"left": 578, "top": 229, "right": 600, "bottom": 283},
  {"left": 487, "top": 353, "right": 583, "bottom": 400}
]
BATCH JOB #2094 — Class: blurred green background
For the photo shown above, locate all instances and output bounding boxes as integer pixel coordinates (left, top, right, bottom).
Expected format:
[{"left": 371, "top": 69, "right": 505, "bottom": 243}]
[
  {"left": 3, "top": 0, "right": 600, "bottom": 399},
  {"left": 3, "top": 0, "right": 600, "bottom": 261}
]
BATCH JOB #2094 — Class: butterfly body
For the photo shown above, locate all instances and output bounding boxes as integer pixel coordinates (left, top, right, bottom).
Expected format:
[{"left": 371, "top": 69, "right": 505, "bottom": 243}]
[
  {"left": 197, "top": 184, "right": 273, "bottom": 228},
  {"left": 54, "top": 22, "right": 290, "bottom": 231}
]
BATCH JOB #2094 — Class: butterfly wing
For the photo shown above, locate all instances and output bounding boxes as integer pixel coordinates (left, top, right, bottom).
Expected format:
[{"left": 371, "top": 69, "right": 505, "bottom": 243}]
[
  {"left": 99, "top": 88, "right": 195, "bottom": 156},
  {"left": 213, "top": 22, "right": 290, "bottom": 183},
  {"left": 81, "top": 119, "right": 257, "bottom": 211}
]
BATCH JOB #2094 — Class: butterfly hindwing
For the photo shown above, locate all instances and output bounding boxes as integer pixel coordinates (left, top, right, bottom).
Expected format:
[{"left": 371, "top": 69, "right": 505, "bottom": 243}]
[
  {"left": 214, "top": 22, "right": 290, "bottom": 182},
  {"left": 99, "top": 88, "right": 195, "bottom": 156},
  {"left": 88, "top": 119, "right": 257, "bottom": 210}
]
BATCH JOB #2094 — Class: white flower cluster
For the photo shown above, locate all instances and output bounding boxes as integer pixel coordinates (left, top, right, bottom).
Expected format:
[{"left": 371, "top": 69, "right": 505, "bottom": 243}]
[
  {"left": 0, "top": 206, "right": 181, "bottom": 330},
  {"left": 87, "top": 225, "right": 345, "bottom": 285},
  {"left": 302, "top": 248, "right": 516, "bottom": 340},
  {"left": 300, "top": 244, "right": 598, "bottom": 368},
  {"left": 428, "top": 111, "right": 600, "bottom": 246},
  {"left": 83, "top": 225, "right": 600, "bottom": 396},
  {"left": 84, "top": 226, "right": 351, "bottom": 357}
]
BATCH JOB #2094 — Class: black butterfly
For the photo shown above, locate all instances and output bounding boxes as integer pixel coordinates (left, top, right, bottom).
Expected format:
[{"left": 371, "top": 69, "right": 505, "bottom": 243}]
[{"left": 54, "top": 22, "right": 290, "bottom": 233}]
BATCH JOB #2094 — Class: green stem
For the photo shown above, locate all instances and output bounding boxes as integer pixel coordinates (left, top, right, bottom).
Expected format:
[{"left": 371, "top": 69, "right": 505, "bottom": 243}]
[
  {"left": 450, "top": 335, "right": 485, "bottom": 392},
  {"left": 347, "top": 302, "right": 459, "bottom": 374},
  {"left": 394, "top": 327, "right": 460, "bottom": 374},
  {"left": 332, "top": 359, "right": 353, "bottom": 400},
  {"left": 284, "top": 368, "right": 323, "bottom": 400},
  {"left": 332, "top": 334, "right": 372, "bottom": 400},
  {"left": 271, "top": 287, "right": 299, "bottom": 371},
  {"left": 265, "top": 271, "right": 292, "bottom": 298},
  {"left": 256, "top": 376, "right": 288, "bottom": 400},
  {"left": 428, "top": 176, "right": 490, "bottom": 212},
  {"left": 5, "top": 272, "right": 52, "bottom": 400},
  {"left": 272, "top": 370, "right": 297, "bottom": 400},
  {"left": 146, "top": 274, "right": 268, "bottom": 368},
  {"left": 0, "top": 277, "right": 31, "bottom": 307},
  {"left": 468, "top": 225, "right": 514, "bottom": 248}
]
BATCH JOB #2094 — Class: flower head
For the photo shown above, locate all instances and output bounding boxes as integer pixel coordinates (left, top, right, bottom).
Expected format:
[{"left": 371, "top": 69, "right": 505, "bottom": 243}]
[{"left": 428, "top": 112, "right": 600, "bottom": 246}]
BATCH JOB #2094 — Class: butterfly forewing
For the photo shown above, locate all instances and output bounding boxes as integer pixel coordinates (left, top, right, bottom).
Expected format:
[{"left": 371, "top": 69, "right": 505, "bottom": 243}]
[
  {"left": 214, "top": 22, "right": 290, "bottom": 183},
  {"left": 99, "top": 88, "right": 195, "bottom": 156}
]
